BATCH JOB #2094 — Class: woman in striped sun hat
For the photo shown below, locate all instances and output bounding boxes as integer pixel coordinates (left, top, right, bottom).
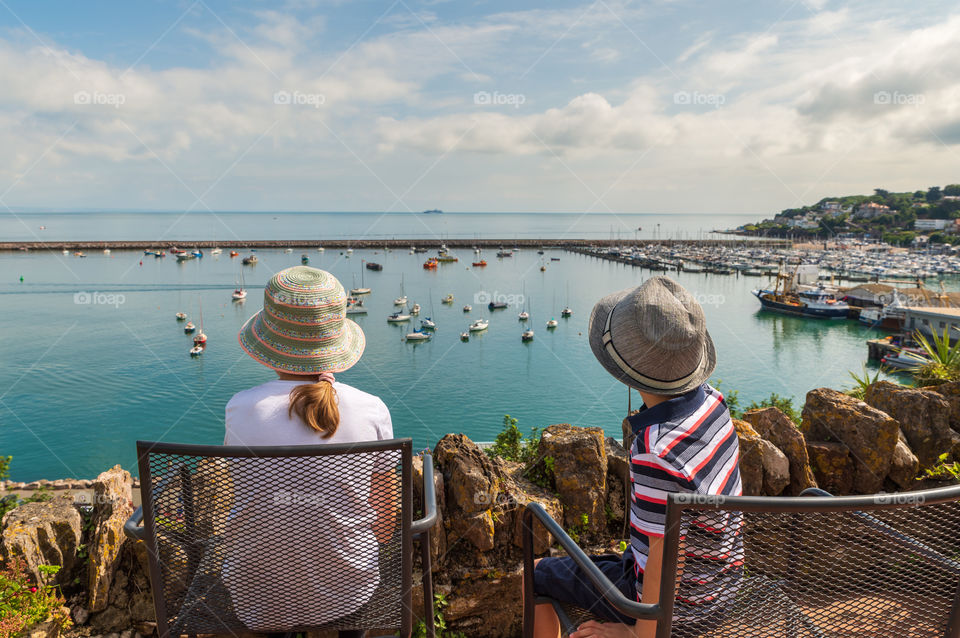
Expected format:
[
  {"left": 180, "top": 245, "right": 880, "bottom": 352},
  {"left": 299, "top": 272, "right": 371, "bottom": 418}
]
[{"left": 224, "top": 266, "right": 396, "bottom": 636}]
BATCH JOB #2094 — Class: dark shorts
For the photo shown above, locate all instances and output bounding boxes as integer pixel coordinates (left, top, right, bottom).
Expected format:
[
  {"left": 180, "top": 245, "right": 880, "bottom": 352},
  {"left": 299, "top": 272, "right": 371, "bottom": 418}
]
[{"left": 533, "top": 550, "right": 639, "bottom": 625}]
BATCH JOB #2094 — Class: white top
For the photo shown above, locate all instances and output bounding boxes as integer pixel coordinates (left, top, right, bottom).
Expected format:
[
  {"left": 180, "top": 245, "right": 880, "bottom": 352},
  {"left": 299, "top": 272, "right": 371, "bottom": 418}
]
[{"left": 221, "top": 380, "right": 394, "bottom": 631}]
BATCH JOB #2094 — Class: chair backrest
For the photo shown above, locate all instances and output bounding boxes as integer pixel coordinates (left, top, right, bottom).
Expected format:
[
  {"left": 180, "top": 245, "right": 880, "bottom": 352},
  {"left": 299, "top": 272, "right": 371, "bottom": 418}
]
[
  {"left": 658, "top": 485, "right": 960, "bottom": 638},
  {"left": 136, "top": 438, "right": 413, "bottom": 638}
]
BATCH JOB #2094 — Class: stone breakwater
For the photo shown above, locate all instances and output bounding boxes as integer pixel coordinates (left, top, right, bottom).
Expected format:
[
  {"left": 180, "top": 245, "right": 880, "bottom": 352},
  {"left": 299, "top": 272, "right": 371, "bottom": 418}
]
[
  {"left": 3, "top": 381, "right": 959, "bottom": 638},
  {"left": 1, "top": 238, "right": 786, "bottom": 252}
]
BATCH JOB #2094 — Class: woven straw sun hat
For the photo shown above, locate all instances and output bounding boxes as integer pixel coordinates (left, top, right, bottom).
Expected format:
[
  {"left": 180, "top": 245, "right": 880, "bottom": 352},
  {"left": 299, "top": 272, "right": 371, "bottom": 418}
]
[
  {"left": 588, "top": 276, "right": 716, "bottom": 395},
  {"left": 238, "top": 266, "right": 365, "bottom": 375}
]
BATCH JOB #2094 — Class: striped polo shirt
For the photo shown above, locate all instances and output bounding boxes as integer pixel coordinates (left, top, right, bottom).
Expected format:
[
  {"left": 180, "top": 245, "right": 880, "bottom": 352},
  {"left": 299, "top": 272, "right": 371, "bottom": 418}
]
[{"left": 627, "top": 383, "right": 743, "bottom": 621}]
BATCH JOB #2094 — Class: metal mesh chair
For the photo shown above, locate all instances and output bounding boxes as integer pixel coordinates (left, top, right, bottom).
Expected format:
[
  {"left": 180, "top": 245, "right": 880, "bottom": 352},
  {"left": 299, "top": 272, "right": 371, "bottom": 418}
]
[
  {"left": 523, "top": 484, "right": 960, "bottom": 637},
  {"left": 124, "top": 438, "right": 438, "bottom": 638}
]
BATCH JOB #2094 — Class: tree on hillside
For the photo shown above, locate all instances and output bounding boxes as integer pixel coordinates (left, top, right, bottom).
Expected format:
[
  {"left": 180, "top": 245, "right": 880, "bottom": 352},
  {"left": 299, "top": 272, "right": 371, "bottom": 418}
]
[
  {"left": 914, "top": 190, "right": 926, "bottom": 199},
  {"left": 874, "top": 188, "right": 889, "bottom": 199},
  {"left": 944, "top": 184, "right": 960, "bottom": 196},
  {"left": 927, "top": 186, "right": 943, "bottom": 202}
]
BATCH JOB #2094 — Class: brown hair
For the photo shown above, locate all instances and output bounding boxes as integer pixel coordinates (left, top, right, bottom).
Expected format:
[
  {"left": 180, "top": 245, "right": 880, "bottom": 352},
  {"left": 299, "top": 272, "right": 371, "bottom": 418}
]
[{"left": 288, "top": 379, "right": 340, "bottom": 438}]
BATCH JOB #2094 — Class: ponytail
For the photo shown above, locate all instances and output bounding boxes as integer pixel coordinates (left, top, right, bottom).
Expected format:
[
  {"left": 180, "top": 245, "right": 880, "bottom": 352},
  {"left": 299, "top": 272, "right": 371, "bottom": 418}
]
[{"left": 288, "top": 379, "right": 340, "bottom": 438}]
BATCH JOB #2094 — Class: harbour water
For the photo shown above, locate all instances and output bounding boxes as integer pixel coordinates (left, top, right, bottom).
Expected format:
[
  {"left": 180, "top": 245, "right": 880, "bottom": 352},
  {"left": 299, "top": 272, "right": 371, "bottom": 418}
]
[{"left": 0, "top": 231, "right": 918, "bottom": 481}]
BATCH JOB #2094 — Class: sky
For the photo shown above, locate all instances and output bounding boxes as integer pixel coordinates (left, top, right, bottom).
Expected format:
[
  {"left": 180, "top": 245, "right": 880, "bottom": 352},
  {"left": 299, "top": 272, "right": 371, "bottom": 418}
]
[{"left": 1, "top": 0, "right": 960, "bottom": 215}]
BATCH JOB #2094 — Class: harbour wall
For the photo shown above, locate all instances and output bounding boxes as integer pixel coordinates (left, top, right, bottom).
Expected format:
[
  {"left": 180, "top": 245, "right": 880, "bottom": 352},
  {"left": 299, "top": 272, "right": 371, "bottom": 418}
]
[{"left": 0, "top": 238, "right": 792, "bottom": 252}]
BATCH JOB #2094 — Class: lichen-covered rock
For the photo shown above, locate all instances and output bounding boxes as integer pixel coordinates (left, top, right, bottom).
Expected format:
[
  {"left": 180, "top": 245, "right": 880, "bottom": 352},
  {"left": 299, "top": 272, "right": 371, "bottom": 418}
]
[
  {"left": 865, "top": 381, "right": 955, "bottom": 470},
  {"left": 448, "top": 509, "right": 496, "bottom": 552},
  {"left": 443, "top": 568, "right": 523, "bottom": 638},
  {"left": 888, "top": 431, "right": 920, "bottom": 489},
  {"left": 605, "top": 437, "right": 629, "bottom": 485},
  {"left": 806, "top": 441, "right": 854, "bottom": 495},
  {"left": 1, "top": 496, "right": 82, "bottom": 585},
  {"left": 88, "top": 538, "right": 155, "bottom": 632},
  {"left": 743, "top": 407, "right": 817, "bottom": 495},
  {"left": 923, "top": 380, "right": 960, "bottom": 433},
  {"left": 801, "top": 388, "right": 898, "bottom": 493},
  {"left": 535, "top": 424, "right": 607, "bottom": 533},
  {"left": 88, "top": 465, "right": 134, "bottom": 612},
  {"left": 434, "top": 434, "right": 501, "bottom": 515},
  {"left": 734, "top": 420, "right": 789, "bottom": 495}
]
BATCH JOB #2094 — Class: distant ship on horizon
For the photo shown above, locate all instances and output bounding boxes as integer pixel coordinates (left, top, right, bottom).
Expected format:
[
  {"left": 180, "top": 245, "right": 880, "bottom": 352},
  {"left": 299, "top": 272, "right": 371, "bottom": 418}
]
[{"left": 422, "top": 209, "right": 443, "bottom": 214}]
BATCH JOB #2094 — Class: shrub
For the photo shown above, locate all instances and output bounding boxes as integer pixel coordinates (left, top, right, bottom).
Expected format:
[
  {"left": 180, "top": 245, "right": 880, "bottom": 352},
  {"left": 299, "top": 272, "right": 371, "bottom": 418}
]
[
  {"left": 0, "top": 559, "right": 70, "bottom": 638},
  {"left": 486, "top": 415, "right": 540, "bottom": 465},
  {"left": 741, "top": 393, "right": 802, "bottom": 425},
  {"left": 847, "top": 364, "right": 882, "bottom": 399}
]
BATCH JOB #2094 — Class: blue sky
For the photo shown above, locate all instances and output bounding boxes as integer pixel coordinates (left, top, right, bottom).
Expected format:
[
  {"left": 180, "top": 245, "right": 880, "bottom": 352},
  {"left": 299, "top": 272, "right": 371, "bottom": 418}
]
[{"left": 1, "top": 0, "right": 959, "bottom": 214}]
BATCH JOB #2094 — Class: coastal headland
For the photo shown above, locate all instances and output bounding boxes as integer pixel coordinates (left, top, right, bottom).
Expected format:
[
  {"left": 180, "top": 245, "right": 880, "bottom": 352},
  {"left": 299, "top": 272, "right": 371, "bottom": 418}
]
[{"left": 0, "top": 237, "right": 792, "bottom": 251}]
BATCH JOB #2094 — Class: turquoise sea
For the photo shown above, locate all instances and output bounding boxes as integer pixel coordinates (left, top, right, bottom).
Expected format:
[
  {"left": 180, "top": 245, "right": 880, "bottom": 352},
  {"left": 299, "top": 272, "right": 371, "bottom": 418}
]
[{"left": 0, "top": 212, "right": 903, "bottom": 481}]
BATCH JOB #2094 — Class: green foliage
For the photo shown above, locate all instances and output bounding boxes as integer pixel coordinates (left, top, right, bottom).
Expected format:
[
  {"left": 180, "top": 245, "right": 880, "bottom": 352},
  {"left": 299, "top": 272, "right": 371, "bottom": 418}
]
[
  {"left": 485, "top": 415, "right": 540, "bottom": 465},
  {"left": 0, "top": 458, "right": 53, "bottom": 521},
  {"left": 0, "top": 457, "right": 9, "bottom": 482},
  {"left": 526, "top": 456, "right": 554, "bottom": 490},
  {"left": 0, "top": 558, "right": 70, "bottom": 638},
  {"left": 847, "top": 364, "right": 882, "bottom": 399},
  {"left": 740, "top": 393, "right": 801, "bottom": 425},
  {"left": 909, "top": 328, "right": 960, "bottom": 386},
  {"left": 618, "top": 540, "right": 629, "bottom": 552},
  {"left": 566, "top": 514, "right": 590, "bottom": 544},
  {"left": 711, "top": 379, "right": 740, "bottom": 416},
  {"left": 922, "top": 453, "right": 960, "bottom": 481},
  {"left": 413, "top": 592, "right": 465, "bottom": 638}
]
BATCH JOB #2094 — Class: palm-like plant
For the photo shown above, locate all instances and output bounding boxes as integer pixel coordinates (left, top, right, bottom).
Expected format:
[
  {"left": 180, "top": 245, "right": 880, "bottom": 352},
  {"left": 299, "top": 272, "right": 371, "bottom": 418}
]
[
  {"left": 847, "top": 363, "right": 883, "bottom": 399},
  {"left": 909, "top": 327, "right": 960, "bottom": 386}
]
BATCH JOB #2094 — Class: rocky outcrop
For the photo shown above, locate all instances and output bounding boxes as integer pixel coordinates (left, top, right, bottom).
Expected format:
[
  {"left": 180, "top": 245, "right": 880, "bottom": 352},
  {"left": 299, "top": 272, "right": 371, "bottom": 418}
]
[
  {"left": 806, "top": 441, "right": 855, "bottom": 494},
  {"left": 87, "top": 466, "right": 134, "bottom": 612},
  {"left": 534, "top": 424, "right": 607, "bottom": 534},
  {"left": 734, "top": 420, "right": 790, "bottom": 496},
  {"left": 743, "top": 407, "right": 817, "bottom": 495},
  {"left": 888, "top": 431, "right": 921, "bottom": 489},
  {"left": 434, "top": 434, "right": 501, "bottom": 516},
  {"left": 801, "top": 388, "right": 899, "bottom": 493},
  {"left": 1, "top": 496, "right": 82, "bottom": 585},
  {"left": 866, "top": 381, "right": 955, "bottom": 470},
  {"left": 924, "top": 380, "right": 960, "bottom": 433}
]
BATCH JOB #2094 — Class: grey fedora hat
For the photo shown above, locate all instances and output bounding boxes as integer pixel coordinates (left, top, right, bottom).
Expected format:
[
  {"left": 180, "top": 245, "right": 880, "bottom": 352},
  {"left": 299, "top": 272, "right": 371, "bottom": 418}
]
[{"left": 588, "top": 276, "right": 716, "bottom": 395}]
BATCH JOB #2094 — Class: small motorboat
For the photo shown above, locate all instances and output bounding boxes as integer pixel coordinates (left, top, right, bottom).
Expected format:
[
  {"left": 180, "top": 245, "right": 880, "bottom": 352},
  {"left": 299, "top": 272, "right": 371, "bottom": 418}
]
[
  {"left": 242, "top": 255, "right": 258, "bottom": 265},
  {"left": 230, "top": 250, "right": 239, "bottom": 257},
  {"left": 423, "top": 258, "right": 438, "bottom": 270},
  {"left": 189, "top": 345, "right": 204, "bottom": 357},
  {"left": 404, "top": 330, "right": 431, "bottom": 342},
  {"left": 175, "top": 312, "right": 187, "bottom": 321},
  {"left": 394, "top": 295, "right": 408, "bottom": 306},
  {"left": 550, "top": 257, "right": 560, "bottom": 261},
  {"left": 522, "top": 329, "right": 534, "bottom": 342},
  {"left": 193, "top": 332, "right": 207, "bottom": 346},
  {"left": 421, "top": 318, "right": 437, "bottom": 330},
  {"left": 346, "top": 298, "right": 367, "bottom": 315},
  {"left": 170, "top": 247, "right": 185, "bottom": 254},
  {"left": 184, "top": 322, "right": 196, "bottom": 334},
  {"left": 442, "top": 294, "right": 454, "bottom": 304},
  {"left": 62, "top": 249, "right": 69, "bottom": 255},
  {"left": 546, "top": 318, "right": 558, "bottom": 329},
  {"left": 460, "top": 332, "right": 469, "bottom": 342},
  {"left": 497, "top": 250, "right": 513, "bottom": 258},
  {"left": 463, "top": 305, "right": 472, "bottom": 312},
  {"left": 411, "top": 303, "right": 421, "bottom": 315},
  {"left": 561, "top": 307, "right": 573, "bottom": 318},
  {"left": 317, "top": 246, "right": 325, "bottom": 252},
  {"left": 232, "top": 288, "right": 247, "bottom": 301},
  {"left": 285, "top": 248, "right": 293, "bottom": 253},
  {"left": 387, "top": 312, "right": 412, "bottom": 323},
  {"left": 469, "top": 318, "right": 489, "bottom": 332},
  {"left": 472, "top": 260, "right": 487, "bottom": 267},
  {"left": 211, "top": 247, "right": 223, "bottom": 255},
  {"left": 176, "top": 252, "right": 196, "bottom": 262},
  {"left": 350, "top": 287, "right": 371, "bottom": 296},
  {"left": 414, "top": 247, "right": 428, "bottom": 253},
  {"left": 366, "top": 262, "right": 383, "bottom": 271},
  {"left": 74, "top": 251, "right": 86, "bottom": 258},
  {"left": 488, "top": 302, "right": 508, "bottom": 311},
  {"left": 301, "top": 254, "right": 310, "bottom": 264},
  {"left": 518, "top": 311, "right": 529, "bottom": 321},
  {"left": 103, "top": 248, "right": 111, "bottom": 254},
  {"left": 192, "top": 249, "right": 203, "bottom": 258}
]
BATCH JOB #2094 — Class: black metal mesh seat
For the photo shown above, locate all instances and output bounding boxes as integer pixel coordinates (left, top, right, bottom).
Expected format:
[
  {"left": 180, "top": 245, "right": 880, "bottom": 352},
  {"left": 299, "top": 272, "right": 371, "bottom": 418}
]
[
  {"left": 125, "top": 439, "right": 438, "bottom": 638},
  {"left": 523, "top": 485, "right": 960, "bottom": 637}
]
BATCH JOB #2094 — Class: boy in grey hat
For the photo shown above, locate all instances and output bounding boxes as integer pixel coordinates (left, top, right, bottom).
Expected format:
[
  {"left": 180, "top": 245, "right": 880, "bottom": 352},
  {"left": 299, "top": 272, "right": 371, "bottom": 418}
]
[{"left": 529, "top": 277, "right": 743, "bottom": 638}]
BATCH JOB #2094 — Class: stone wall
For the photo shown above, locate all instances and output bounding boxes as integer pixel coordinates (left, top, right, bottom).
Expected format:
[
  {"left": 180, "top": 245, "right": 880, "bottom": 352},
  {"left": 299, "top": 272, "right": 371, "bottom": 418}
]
[{"left": 3, "top": 381, "right": 959, "bottom": 638}]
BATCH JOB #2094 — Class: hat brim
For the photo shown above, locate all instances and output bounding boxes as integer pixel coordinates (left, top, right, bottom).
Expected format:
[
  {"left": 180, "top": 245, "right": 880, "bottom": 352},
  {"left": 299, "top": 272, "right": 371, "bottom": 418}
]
[
  {"left": 238, "top": 310, "right": 366, "bottom": 375},
  {"left": 588, "top": 287, "right": 716, "bottom": 395}
]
